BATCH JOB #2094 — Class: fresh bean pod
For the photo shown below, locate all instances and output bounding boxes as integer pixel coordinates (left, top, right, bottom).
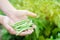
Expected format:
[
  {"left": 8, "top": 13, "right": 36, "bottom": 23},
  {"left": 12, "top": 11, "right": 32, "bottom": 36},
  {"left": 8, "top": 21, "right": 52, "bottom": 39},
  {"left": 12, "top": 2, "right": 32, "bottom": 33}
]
[{"left": 11, "top": 19, "right": 33, "bottom": 35}]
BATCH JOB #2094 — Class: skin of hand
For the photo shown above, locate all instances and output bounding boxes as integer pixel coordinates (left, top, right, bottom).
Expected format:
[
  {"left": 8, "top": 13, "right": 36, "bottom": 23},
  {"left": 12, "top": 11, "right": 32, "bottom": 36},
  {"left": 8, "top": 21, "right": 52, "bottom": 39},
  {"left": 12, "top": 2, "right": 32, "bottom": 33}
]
[
  {"left": 0, "top": 0, "right": 37, "bottom": 36},
  {"left": 8, "top": 10, "right": 37, "bottom": 22},
  {"left": 8, "top": 10, "right": 37, "bottom": 36},
  {"left": 0, "top": 15, "right": 36, "bottom": 36}
]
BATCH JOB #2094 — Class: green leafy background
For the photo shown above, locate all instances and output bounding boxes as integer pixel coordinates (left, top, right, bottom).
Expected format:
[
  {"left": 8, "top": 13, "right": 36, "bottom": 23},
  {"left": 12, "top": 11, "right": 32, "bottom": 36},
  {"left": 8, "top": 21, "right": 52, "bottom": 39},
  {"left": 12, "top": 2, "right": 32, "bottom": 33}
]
[{"left": 0, "top": 0, "right": 60, "bottom": 40}]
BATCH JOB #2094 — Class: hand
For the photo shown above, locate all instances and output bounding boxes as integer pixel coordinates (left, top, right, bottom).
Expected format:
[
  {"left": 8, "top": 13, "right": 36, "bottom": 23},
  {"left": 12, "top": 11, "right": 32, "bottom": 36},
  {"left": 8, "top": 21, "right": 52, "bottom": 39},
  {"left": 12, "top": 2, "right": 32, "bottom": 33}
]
[
  {"left": 0, "top": 10, "right": 36, "bottom": 36},
  {"left": 0, "top": 0, "right": 37, "bottom": 36},
  {"left": 8, "top": 10, "right": 36, "bottom": 22},
  {"left": 3, "top": 16, "right": 36, "bottom": 36}
]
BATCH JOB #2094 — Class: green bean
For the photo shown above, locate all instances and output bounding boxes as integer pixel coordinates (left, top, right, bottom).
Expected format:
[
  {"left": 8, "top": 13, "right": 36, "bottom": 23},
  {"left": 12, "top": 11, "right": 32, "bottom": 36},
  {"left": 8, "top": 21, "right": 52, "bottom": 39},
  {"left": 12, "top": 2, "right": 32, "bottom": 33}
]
[
  {"left": 16, "top": 27, "right": 31, "bottom": 35},
  {"left": 11, "top": 19, "right": 33, "bottom": 35}
]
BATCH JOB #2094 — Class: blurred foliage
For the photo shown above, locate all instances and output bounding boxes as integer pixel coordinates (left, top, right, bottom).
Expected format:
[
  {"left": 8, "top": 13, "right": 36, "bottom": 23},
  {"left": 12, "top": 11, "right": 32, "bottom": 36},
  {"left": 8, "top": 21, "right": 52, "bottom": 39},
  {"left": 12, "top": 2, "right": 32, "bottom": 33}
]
[
  {"left": 0, "top": 10, "right": 5, "bottom": 15},
  {"left": 0, "top": 0, "right": 60, "bottom": 40}
]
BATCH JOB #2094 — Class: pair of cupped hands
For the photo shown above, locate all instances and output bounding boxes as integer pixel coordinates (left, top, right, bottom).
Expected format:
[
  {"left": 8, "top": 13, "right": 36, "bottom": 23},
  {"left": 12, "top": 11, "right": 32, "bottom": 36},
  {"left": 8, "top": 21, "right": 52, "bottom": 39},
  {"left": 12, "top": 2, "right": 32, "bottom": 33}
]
[{"left": 1, "top": 10, "right": 37, "bottom": 36}]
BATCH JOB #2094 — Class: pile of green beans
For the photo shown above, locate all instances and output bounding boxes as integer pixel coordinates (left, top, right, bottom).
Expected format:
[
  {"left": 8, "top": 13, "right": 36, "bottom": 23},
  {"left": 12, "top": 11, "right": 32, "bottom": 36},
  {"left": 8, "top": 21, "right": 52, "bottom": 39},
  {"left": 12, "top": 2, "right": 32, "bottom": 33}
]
[{"left": 11, "top": 19, "right": 33, "bottom": 35}]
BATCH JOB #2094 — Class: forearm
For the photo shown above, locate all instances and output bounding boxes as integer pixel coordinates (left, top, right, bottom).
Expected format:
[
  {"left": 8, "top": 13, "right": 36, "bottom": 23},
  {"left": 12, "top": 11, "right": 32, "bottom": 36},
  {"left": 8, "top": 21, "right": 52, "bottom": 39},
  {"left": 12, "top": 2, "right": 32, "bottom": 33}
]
[{"left": 0, "top": 0, "right": 16, "bottom": 16}]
